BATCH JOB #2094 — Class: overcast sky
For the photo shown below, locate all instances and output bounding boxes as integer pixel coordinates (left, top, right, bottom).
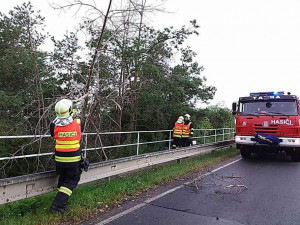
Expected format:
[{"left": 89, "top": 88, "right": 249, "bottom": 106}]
[{"left": 2, "top": 0, "right": 300, "bottom": 108}]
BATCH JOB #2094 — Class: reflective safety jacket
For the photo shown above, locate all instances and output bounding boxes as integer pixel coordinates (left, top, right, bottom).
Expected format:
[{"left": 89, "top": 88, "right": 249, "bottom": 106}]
[
  {"left": 54, "top": 119, "right": 81, "bottom": 163},
  {"left": 182, "top": 121, "right": 194, "bottom": 138},
  {"left": 173, "top": 123, "right": 183, "bottom": 138}
]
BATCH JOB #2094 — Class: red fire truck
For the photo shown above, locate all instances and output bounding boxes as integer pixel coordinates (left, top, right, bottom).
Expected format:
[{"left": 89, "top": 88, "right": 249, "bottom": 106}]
[{"left": 232, "top": 91, "right": 300, "bottom": 161}]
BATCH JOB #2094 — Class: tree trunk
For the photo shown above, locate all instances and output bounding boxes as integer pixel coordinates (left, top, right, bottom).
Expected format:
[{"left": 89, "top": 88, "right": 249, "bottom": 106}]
[
  {"left": 126, "top": 0, "right": 145, "bottom": 140},
  {"left": 28, "top": 27, "right": 46, "bottom": 134},
  {"left": 82, "top": 0, "right": 112, "bottom": 120}
]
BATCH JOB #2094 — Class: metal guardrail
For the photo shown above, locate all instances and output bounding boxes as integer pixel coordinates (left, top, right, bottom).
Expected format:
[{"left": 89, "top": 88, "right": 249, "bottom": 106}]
[
  {"left": 0, "top": 140, "right": 235, "bottom": 205},
  {"left": 0, "top": 128, "right": 235, "bottom": 161}
]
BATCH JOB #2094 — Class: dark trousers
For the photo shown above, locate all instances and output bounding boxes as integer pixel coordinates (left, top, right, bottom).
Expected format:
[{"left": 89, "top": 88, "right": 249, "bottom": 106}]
[
  {"left": 182, "top": 138, "right": 191, "bottom": 147},
  {"left": 172, "top": 137, "right": 182, "bottom": 148},
  {"left": 51, "top": 162, "right": 81, "bottom": 212}
]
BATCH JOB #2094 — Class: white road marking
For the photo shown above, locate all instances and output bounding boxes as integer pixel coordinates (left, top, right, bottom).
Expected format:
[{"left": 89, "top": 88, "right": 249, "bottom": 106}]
[
  {"left": 96, "top": 157, "right": 242, "bottom": 225},
  {"left": 211, "top": 158, "right": 242, "bottom": 173},
  {"left": 144, "top": 185, "right": 184, "bottom": 204},
  {"left": 96, "top": 203, "right": 147, "bottom": 225}
]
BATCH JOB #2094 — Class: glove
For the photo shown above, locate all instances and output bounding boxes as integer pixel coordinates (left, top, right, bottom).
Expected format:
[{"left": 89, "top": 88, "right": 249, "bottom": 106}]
[{"left": 70, "top": 109, "right": 76, "bottom": 117}]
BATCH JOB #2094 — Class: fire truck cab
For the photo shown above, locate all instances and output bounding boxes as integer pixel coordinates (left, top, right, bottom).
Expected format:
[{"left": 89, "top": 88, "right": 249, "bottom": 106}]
[{"left": 232, "top": 91, "right": 300, "bottom": 161}]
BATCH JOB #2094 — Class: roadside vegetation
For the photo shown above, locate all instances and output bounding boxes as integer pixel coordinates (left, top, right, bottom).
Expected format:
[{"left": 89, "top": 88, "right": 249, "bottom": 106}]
[
  {"left": 0, "top": 1, "right": 236, "bottom": 224},
  {"left": 0, "top": 1, "right": 234, "bottom": 178},
  {"left": 0, "top": 147, "right": 239, "bottom": 225}
]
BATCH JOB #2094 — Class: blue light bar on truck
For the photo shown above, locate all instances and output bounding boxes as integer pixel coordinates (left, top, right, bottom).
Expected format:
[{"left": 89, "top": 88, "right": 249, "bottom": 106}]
[{"left": 250, "top": 91, "right": 284, "bottom": 96}]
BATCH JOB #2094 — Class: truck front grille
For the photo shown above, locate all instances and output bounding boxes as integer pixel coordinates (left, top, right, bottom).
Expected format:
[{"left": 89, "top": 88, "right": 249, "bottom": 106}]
[{"left": 254, "top": 124, "right": 278, "bottom": 134}]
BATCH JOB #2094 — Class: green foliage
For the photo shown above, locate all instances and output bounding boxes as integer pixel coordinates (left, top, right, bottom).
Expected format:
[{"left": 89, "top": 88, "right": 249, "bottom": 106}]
[
  {"left": 190, "top": 105, "right": 235, "bottom": 130},
  {"left": 0, "top": 2, "right": 50, "bottom": 134},
  {"left": 0, "top": 2, "right": 234, "bottom": 178},
  {"left": 116, "top": 23, "right": 216, "bottom": 131},
  {"left": 51, "top": 31, "right": 86, "bottom": 93},
  {"left": 203, "top": 106, "right": 235, "bottom": 128},
  {"left": 198, "top": 117, "right": 213, "bottom": 129}
]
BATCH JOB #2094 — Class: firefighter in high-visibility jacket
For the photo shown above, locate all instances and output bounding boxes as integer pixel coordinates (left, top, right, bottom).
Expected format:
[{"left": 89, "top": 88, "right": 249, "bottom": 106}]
[
  {"left": 182, "top": 114, "right": 194, "bottom": 147},
  {"left": 50, "top": 99, "right": 84, "bottom": 214},
  {"left": 172, "top": 116, "right": 184, "bottom": 148}
]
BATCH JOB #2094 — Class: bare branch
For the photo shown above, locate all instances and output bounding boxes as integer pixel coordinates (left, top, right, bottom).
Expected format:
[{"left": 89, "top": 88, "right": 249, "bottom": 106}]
[{"left": 82, "top": 0, "right": 113, "bottom": 119}]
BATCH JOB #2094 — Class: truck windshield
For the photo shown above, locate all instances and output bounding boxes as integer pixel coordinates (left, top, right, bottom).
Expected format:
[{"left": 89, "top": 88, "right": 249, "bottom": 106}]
[{"left": 239, "top": 100, "right": 298, "bottom": 116}]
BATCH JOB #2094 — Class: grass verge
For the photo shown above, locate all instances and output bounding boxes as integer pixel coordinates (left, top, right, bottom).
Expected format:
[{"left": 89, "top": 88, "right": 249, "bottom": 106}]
[{"left": 0, "top": 147, "right": 239, "bottom": 225}]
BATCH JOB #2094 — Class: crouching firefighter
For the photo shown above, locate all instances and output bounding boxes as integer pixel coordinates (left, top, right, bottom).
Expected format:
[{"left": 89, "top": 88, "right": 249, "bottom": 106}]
[{"left": 50, "top": 99, "right": 84, "bottom": 214}]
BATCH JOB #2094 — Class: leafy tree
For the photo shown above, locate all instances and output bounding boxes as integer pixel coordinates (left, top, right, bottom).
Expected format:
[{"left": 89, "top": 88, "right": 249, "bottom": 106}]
[
  {"left": 122, "top": 22, "right": 216, "bottom": 131},
  {"left": 0, "top": 1, "right": 235, "bottom": 178},
  {"left": 197, "top": 117, "right": 213, "bottom": 129},
  {"left": 0, "top": 2, "right": 51, "bottom": 134},
  {"left": 204, "top": 106, "right": 235, "bottom": 128},
  {"left": 50, "top": 31, "right": 87, "bottom": 97},
  {"left": 0, "top": 2, "right": 57, "bottom": 178}
]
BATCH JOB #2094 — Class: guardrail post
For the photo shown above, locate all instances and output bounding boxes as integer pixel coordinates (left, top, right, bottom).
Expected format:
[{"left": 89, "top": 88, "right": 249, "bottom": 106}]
[
  {"left": 84, "top": 134, "right": 88, "bottom": 150},
  {"left": 214, "top": 129, "right": 217, "bottom": 142},
  {"left": 83, "top": 134, "right": 88, "bottom": 159},
  {"left": 204, "top": 130, "right": 206, "bottom": 144},
  {"left": 137, "top": 132, "right": 140, "bottom": 155},
  {"left": 169, "top": 131, "right": 172, "bottom": 150},
  {"left": 223, "top": 128, "right": 225, "bottom": 141}
]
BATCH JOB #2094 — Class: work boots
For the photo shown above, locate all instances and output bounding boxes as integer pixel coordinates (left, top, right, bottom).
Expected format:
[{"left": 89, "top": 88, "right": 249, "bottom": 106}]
[{"left": 49, "top": 203, "right": 66, "bottom": 214}]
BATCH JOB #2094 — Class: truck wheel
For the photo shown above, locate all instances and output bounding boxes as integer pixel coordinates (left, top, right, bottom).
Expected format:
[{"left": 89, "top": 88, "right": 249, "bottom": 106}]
[
  {"left": 240, "top": 147, "right": 251, "bottom": 159},
  {"left": 291, "top": 150, "right": 300, "bottom": 162}
]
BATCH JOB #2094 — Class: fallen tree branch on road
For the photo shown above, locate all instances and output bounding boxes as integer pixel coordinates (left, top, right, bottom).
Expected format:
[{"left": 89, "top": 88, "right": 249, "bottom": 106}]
[{"left": 188, "top": 172, "right": 248, "bottom": 195}]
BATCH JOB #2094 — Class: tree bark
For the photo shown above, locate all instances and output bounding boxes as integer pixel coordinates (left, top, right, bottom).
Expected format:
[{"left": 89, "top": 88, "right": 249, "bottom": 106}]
[
  {"left": 126, "top": 0, "right": 145, "bottom": 140},
  {"left": 82, "top": 0, "right": 113, "bottom": 121}
]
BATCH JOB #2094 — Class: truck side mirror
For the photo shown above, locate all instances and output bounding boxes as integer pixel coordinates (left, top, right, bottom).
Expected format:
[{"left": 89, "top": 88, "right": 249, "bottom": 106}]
[{"left": 232, "top": 102, "right": 237, "bottom": 115}]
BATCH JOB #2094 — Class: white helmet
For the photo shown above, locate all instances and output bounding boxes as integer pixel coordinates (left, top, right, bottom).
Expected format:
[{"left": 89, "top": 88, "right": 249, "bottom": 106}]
[
  {"left": 184, "top": 114, "right": 191, "bottom": 120},
  {"left": 177, "top": 116, "right": 184, "bottom": 123},
  {"left": 55, "top": 99, "right": 73, "bottom": 118}
]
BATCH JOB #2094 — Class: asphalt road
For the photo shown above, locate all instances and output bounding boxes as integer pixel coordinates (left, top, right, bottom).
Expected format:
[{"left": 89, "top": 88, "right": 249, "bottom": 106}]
[{"left": 103, "top": 155, "right": 300, "bottom": 225}]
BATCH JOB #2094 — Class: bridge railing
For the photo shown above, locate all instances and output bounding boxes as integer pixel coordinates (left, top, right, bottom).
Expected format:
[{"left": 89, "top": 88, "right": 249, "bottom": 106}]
[
  {"left": 0, "top": 128, "right": 235, "bottom": 160},
  {"left": 0, "top": 128, "right": 235, "bottom": 178}
]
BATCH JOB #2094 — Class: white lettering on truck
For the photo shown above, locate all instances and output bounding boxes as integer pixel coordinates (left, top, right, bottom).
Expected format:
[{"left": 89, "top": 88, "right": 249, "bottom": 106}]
[
  {"left": 252, "top": 96, "right": 280, "bottom": 100},
  {"left": 271, "top": 119, "right": 293, "bottom": 126}
]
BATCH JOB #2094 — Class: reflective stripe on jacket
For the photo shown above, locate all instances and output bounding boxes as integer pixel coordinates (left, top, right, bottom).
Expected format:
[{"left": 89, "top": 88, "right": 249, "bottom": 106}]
[
  {"left": 173, "top": 123, "right": 183, "bottom": 138},
  {"left": 182, "top": 122, "right": 192, "bottom": 137},
  {"left": 55, "top": 155, "right": 81, "bottom": 163},
  {"left": 54, "top": 119, "right": 81, "bottom": 153}
]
